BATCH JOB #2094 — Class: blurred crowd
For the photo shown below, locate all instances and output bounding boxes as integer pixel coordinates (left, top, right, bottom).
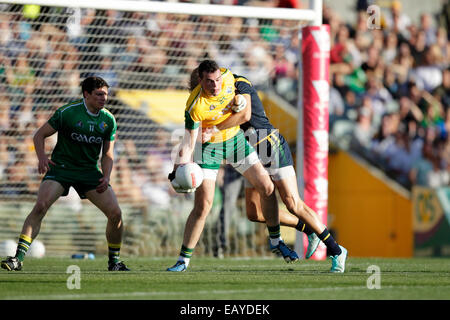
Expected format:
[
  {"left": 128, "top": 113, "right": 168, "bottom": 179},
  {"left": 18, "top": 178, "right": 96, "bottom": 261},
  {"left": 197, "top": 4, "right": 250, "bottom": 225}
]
[
  {"left": 0, "top": 0, "right": 305, "bottom": 204},
  {"left": 0, "top": 0, "right": 449, "bottom": 206},
  {"left": 326, "top": 1, "right": 449, "bottom": 189}
]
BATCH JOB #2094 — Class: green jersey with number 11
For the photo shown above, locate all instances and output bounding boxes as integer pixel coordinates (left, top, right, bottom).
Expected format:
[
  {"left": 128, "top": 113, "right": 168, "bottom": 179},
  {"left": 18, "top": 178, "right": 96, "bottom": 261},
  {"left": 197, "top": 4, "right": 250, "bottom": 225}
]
[{"left": 47, "top": 99, "right": 117, "bottom": 171}]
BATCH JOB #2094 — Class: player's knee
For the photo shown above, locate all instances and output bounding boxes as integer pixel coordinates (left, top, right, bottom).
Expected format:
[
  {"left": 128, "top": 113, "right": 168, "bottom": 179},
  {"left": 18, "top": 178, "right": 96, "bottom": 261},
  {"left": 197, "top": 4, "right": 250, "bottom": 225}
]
[
  {"left": 283, "top": 194, "right": 303, "bottom": 215},
  {"left": 245, "top": 200, "right": 264, "bottom": 223},
  {"left": 193, "top": 198, "right": 213, "bottom": 219},
  {"left": 255, "top": 180, "right": 274, "bottom": 199},
  {"left": 107, "top": 208, "right": 122, "bottom": 224},
  {"left": 246, "top": 210, "right": 264, "bottom": 223},
  {"left": 32, "top": 200, "right": 51, "bottom": 217}
]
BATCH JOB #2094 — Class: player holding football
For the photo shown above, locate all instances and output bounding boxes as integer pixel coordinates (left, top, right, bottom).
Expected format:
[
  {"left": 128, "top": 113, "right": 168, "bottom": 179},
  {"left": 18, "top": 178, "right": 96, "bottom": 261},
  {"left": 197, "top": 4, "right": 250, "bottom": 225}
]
[
  {"left": 167, "top": 60, "right": 298, "bottom": 272},
  {"left": 200, "top": 70, "right": 348, "bottom": 272},
  {"left": 1, "top": 76, "right": 130, "bottom": 272}
]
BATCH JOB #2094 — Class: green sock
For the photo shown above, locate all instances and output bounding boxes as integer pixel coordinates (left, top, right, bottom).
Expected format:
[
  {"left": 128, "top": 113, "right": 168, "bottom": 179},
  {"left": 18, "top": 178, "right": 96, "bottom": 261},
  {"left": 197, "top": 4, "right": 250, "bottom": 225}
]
[
  {"left": 180, "top": 245, "right": 194, "bottom": 259},
  {"left": 179, "top": 245, "right": 194, "bottom": 266},
  {"left": 15, "top": 234, "right": 32, "bottom": 262},
  {"left": 108, "top": 243, "right": 121, "bottom": 263}
]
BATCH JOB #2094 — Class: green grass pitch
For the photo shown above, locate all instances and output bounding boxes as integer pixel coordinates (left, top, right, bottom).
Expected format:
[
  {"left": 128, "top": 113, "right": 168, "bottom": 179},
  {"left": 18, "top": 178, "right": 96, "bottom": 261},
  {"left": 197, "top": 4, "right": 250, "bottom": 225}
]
[{"left": 1, "top": 256, "right": 449, "bottom": 300}]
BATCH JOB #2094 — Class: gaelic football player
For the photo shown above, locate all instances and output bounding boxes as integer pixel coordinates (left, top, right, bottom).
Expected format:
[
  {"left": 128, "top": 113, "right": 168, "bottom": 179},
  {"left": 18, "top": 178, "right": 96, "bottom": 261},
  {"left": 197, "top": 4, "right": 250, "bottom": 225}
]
[
  {"left": 167, "top": 60, "right": 298, "bottom": 272},
  {"left": 201, "top": 71, "right": 348, "bottom": 272},
  {"left": 1, "top": 76, "right": 129, "bottom": 271}
]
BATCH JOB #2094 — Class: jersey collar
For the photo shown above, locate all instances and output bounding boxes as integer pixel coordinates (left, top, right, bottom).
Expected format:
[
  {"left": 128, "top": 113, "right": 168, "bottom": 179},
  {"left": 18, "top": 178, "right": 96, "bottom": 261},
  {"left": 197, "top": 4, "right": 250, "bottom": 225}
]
[{"left": 83, "top": 98, "right": 100, "bottom": 117}]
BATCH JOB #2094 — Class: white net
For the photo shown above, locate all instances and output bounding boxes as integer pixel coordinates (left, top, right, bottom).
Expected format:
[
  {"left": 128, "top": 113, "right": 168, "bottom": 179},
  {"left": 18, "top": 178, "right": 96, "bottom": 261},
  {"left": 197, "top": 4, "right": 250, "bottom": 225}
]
[{"left": 0, "top": 1, "right": 308, "bottom": 258}]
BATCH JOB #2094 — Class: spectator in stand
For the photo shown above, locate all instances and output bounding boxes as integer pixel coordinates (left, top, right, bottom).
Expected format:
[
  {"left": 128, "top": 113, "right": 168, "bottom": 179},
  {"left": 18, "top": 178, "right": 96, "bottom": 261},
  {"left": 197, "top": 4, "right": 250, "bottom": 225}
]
[
  {"left": 433, "top": 67, "right": 450, "bottom": 109},
  {"left": 409, "top": 141, "right": 435, "bottom": 187},
  {"left": 391, "top": 41, "right": 414, "bottom": 87},
  {"left": 419, "top": 13, "right": 437, "bottom": 47},
  {"left": 410, "top": 29, "right": 427, "bottom": 67},
  {"left": 436, "top": 27, "right": 449, "bottom": 63},
  {"left": 385, "top": 0, "right": 411, "bottom": 38},
  {"left": 427, "top": 141, "right": 450, "bottom": 188},
  {"left": 271, "top": 43, "right": 297, "bottom": 104},
  {"left": 369, "top": 112, "right": 396, "bottom": 168},
  {"left": 383, "top": 130, "right": 415, "bottom": 188},
  {"left": 398, "top": 95, "right": 423, "bottom": 129},
  {"left": 350, "top": 104, "right": 374, "bottom": 158},
  {"left": 412, "top": 45, "right": 444, "bottom": 93},
  {"left": 382, "top": 31, "right": 399, "bottom": 65},
  {"left": 330, "top": 24, "right": 353, "bottom": 75},
  {"left": 96, "top": 56, "right": 119, "bottom": 89},
  {"left": 364, "top": 74, "right": 393, "bottom": 127}
]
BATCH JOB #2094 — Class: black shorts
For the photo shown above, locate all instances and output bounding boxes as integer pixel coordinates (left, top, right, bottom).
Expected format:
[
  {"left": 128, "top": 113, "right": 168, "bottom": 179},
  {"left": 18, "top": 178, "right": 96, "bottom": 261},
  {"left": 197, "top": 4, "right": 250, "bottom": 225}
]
[{"left": 42, "top": 164, "right": 104, "bottom": 199}]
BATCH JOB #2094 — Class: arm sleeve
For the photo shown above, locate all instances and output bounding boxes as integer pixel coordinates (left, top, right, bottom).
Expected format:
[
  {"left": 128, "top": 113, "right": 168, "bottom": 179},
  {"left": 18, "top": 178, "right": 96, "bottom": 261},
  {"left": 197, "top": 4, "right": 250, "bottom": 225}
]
[
  {"left": 109, "top": 117, "right": 117, "bottom": 141},
  {"left": 185, "top": 110, "right": 200, "bottom": 130},
  {"left": 234, "top": 76, "right": 253, "bottom": 95},
  {"left": 47, "top": 109, "right": 61, "bottom": 131}
]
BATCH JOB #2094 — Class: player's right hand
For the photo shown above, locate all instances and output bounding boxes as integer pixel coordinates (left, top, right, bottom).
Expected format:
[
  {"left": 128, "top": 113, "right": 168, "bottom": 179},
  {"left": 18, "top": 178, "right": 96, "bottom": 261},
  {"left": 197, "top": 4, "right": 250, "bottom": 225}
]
[
  {"left": 201, "top": 127, "right": 213, "bottom": 143},
  {"left": 168, "top": 170, "right": 195, "bottom": 193},
  {"left": 37, "top": 157, "right": 56, "bottom": 174}
]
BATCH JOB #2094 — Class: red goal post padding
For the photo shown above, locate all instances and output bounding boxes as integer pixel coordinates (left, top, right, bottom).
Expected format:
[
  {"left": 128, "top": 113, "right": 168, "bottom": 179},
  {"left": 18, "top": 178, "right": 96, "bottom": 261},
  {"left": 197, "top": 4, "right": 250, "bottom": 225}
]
[{"left": 302, "top": 25, "right": 330, "bottom": 260}]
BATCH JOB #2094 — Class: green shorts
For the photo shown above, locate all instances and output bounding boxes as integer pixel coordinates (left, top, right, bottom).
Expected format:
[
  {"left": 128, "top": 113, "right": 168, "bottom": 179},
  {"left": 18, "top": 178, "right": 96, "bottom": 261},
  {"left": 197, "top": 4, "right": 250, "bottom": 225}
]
[
  {"left": 194, "top": 130, "right": 255, "bottom": 170},
  {"left": 42, "top": 164, "right": 104, "bottom": 199}
]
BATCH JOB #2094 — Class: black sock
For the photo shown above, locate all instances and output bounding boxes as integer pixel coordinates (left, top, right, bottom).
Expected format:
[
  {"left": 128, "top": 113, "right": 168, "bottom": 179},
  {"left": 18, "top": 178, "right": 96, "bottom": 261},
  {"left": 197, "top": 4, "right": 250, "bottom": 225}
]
[
  {"left": 295, "top": 220, "right": 313, "bottom": 235},
  {"left": 318, "top": 228, "right": 342, "bottom": 256}
]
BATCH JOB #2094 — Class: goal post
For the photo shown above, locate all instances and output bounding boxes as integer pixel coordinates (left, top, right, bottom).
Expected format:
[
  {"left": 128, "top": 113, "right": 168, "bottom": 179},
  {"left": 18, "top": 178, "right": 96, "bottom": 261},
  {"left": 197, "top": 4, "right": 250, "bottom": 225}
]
[
  {"left": 1, "top": 0, "right": 319, "bottom": 20},
  {"left": 0, "top": 0, "right": 327, "bottom": 259}
]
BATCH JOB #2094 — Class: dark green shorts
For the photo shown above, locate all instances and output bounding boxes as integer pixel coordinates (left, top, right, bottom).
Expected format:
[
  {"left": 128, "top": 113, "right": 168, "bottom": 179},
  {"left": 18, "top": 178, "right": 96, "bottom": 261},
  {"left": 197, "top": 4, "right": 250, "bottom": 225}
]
[{"left": 42, "top": 164, "right": 104, "bottom": 199}]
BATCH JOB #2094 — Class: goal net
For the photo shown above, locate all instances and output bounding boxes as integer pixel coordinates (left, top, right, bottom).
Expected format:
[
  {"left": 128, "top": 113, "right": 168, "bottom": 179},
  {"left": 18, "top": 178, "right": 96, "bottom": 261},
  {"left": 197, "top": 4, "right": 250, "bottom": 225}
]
[{"left": 0, "top": 0, "right": 318, "bottom": 258}]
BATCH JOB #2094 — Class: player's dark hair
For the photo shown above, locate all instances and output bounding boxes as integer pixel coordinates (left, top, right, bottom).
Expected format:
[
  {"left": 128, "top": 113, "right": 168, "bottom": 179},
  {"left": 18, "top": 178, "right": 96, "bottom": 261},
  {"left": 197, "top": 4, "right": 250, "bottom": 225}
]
[
  {"left": 198, "top": 60, "right": 220, "bottom": 79},
  {"left": 189, "top": 68, "right": 200, "bottom": 92},
  {"left": 81, "top": 76, "right": 109, "bottom": 96}
]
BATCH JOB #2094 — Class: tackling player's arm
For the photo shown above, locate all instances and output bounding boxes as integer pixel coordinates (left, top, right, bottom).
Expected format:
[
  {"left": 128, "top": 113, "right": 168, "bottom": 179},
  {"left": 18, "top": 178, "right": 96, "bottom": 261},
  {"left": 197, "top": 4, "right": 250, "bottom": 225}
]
[
  {"left": 216, "top": 93, "right": 251, "bottom": 130},
  {"left": 33, "top": 122, "right": 56, "bottom": 174},
  {"left": 97, "top": 139, "right": 114, "bottom": 193},
  {"left": 200, "top": 94, "right": 251, "bottom": 143}
]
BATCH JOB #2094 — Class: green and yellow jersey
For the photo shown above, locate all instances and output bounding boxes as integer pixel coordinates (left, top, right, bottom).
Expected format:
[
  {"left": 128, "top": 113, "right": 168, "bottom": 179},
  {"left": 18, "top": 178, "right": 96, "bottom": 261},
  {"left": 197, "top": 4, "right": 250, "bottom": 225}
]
[
  {"left": 47, "top": 99, "right": 117, "bottom": 171},
  {"left": 185, "top": 68, "right": 239, "bottom": 143}
]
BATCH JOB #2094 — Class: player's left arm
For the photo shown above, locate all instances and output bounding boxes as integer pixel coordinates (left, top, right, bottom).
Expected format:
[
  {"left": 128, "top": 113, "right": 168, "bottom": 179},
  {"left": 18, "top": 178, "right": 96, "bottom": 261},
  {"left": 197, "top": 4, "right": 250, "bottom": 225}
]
[{"left": 97, "top": 138, "right": 114, "bottom": 193}]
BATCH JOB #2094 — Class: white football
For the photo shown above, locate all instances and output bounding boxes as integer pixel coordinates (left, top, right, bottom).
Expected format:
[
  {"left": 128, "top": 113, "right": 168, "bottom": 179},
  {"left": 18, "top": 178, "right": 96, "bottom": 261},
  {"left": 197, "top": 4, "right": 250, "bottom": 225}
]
[
  {"left": 28, "top": 239, "right": 46, "bottom": 258},
  {"left": 0, "top": 239, "right": 17, "bottom": 257},
  {"left": 175, "top": 163, "right": 204, "bottom": 189}
]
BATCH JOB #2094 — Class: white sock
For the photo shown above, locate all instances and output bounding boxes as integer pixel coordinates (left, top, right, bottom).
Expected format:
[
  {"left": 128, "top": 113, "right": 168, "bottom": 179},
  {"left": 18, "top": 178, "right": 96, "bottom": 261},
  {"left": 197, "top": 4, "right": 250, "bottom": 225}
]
[
  {"left": 179, "top": 256, "right": 190, "bottom": 267},
  {"left": 270, "top": 237, "right": 283, "bottom": 247}
]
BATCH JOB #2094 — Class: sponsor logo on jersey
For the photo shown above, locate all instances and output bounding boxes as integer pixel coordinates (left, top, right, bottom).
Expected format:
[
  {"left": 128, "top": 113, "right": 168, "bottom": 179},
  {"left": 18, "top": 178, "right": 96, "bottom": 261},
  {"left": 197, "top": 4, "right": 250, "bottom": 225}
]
[
  {"left": 76, "top": 120, "right": 83, "bottom": 128},
  {"left": 99, "top": 121, "right": 108, "bottom": 132},
  {"left": 209, "top": 105, "right": 216, "bottom": 111},
  {"left": 71, "top": 132, "right": 103, "bottom": 144}
]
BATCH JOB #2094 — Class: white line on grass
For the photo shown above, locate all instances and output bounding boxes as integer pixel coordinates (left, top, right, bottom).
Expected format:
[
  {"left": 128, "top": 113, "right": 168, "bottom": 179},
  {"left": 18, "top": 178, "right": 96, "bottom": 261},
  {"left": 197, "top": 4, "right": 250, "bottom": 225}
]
[
  {"left": 4, "top": 286, "right": 367, "bottom": 300},
  {"left": 7, "top": 285, "right": 450, "bottom": 300}
]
